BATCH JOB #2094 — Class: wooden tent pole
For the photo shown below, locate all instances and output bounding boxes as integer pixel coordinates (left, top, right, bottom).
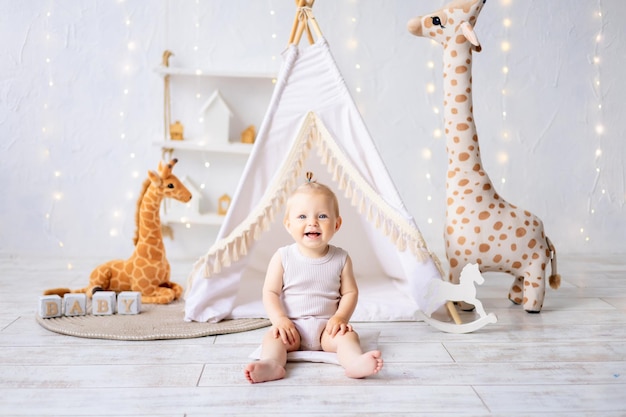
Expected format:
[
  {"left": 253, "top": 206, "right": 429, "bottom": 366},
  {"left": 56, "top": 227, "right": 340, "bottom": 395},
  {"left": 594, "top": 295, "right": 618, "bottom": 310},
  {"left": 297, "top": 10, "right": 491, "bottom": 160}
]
[{"left": 288, "top": 0, "right": 307, "bottom": 45}]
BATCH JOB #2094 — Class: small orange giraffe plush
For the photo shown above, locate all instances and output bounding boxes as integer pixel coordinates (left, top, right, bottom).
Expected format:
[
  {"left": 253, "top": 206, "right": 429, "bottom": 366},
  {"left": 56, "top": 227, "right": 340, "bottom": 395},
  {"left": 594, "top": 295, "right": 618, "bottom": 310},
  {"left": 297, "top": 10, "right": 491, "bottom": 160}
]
[{"left": 45, "top": 159, "right": 192, "bottom": 304}]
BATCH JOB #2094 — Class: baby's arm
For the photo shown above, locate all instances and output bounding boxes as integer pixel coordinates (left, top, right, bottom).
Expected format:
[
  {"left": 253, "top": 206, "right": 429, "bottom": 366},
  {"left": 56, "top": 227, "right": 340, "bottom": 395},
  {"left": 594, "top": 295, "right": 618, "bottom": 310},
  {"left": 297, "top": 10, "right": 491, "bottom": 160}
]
[
  {"left": 326, "top": 254, "right": 359, "bottom": 337},
  {"left": 263, "top": 251, "right": 297, "bottom": 345}
]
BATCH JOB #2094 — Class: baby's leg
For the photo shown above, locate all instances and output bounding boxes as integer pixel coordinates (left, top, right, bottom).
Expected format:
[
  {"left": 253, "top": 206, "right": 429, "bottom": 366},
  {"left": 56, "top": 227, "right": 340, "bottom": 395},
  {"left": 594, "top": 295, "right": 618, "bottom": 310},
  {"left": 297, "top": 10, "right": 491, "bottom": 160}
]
[
  {"left": 321, "top": 330, "right": 383, "bottom": 379},
  {"left": 244, "top": 329, "right": 298, "bottom": 384}
]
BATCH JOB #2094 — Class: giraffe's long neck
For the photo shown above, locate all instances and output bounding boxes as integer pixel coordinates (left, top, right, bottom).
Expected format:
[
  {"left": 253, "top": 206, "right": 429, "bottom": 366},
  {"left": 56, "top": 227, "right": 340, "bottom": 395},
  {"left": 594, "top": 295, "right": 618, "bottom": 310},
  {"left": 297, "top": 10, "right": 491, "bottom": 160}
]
[
  {"left": 442, "top": 43, "right": 484, "bottom": 178},
  {"left": 136, "top": 187, "right": 165, "bottom": 258}
]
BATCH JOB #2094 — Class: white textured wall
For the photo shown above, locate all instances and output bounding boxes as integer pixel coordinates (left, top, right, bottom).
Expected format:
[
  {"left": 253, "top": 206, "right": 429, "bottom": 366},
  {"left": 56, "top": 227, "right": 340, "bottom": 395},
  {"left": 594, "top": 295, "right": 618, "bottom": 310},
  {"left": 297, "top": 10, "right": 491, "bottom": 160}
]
[{"left": 2, "top": 0, "right": 625, "bottom": 264}]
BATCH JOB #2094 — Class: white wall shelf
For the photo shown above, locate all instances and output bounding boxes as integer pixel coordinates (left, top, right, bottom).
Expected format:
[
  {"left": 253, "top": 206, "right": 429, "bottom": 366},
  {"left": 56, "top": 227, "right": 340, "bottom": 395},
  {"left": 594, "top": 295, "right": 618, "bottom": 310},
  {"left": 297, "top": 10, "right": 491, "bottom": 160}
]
[
  {"left": 155, "top": 140, "right": 253, "bottom": 155},
  {"left": 154, "top": 65, "right": 276, "bottom": 81},
  {"left": 156, "top": 57, "right": 274, "bottom": 230},
  {"left": 161, "top": 212, "right": 225, "bottom": 226}
]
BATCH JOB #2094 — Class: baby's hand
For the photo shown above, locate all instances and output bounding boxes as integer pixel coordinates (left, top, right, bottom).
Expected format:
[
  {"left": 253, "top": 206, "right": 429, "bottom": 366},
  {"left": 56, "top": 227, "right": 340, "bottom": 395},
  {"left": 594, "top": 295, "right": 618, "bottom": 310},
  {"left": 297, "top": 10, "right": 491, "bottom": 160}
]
[
  {"left": 272, "top": 316, "right": 298, "bottom": 346},
  {"left": 326, "top": 315, "right": 353, "bottom": 337}
]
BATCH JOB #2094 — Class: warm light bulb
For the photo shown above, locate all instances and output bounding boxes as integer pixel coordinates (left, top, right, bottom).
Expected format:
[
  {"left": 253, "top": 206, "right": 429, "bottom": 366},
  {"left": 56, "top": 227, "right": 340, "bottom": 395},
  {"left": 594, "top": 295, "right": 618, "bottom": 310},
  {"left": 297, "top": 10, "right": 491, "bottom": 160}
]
[{"left": 595, "top": 124, "right": 605, "bottom": 135}]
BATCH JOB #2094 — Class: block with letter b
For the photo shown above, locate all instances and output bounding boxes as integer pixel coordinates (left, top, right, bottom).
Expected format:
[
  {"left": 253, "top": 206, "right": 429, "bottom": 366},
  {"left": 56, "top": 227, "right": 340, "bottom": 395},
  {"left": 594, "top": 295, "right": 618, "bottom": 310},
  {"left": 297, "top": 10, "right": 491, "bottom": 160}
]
[
  {"left": 39, "top": 295, "right": 62, "bottom": 318},
  {"left": 117, "top": 291, "right": 141, "bottom": 315},
  {"left": 92, "top": 291, "right": 116, "bottom": 315}
]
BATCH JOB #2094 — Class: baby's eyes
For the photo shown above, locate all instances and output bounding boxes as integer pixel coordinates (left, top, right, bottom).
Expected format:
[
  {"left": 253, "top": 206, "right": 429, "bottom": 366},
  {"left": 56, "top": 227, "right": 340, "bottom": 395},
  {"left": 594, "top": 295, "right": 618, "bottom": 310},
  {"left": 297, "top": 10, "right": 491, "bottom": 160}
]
[{"left": 296, "top": 214, "right": 328, "bottom": 220}]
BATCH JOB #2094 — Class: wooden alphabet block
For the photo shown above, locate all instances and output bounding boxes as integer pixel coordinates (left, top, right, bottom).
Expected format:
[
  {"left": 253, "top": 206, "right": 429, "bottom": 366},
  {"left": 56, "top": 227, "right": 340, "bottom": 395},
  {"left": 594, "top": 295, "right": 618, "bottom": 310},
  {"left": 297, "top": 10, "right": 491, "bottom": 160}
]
[
  {"left": 39, "top": 295, "right": 62, "bottom": 318},
  {"left": 63, "top": 293, "right": 87, "bottom": 316},
  {"left": 92, "top": 291, "right": 116, "bottom": 315},
  {"left": 117, "top": 291, "right": 141, "bottom": 315}
]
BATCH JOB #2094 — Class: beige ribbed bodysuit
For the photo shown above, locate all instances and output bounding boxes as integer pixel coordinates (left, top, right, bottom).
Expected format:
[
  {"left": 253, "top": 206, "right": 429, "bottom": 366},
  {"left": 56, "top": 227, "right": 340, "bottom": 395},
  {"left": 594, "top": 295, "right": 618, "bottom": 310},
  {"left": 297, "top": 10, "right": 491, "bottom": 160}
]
[{"left": 279, "top": 244, "right": 347, "bottom": 350}]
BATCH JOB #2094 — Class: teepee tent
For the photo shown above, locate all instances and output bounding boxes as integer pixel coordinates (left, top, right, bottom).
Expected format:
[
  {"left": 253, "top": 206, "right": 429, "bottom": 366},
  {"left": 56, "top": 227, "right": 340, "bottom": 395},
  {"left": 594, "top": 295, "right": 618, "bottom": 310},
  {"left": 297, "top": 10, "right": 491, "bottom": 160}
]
[{"left": 184, "top": 4, "right": 446, "bottom": 324}]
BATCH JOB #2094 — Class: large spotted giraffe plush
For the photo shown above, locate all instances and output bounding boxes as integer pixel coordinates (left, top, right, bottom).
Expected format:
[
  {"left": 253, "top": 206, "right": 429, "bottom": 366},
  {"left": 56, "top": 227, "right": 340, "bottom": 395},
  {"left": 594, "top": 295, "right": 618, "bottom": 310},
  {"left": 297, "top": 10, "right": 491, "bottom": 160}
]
[
  {"left": 407, "top": 0, "right": 560, "bottom": 312},
  {"left": 45, "top": 159, "right": 192, "bottom": 304}
]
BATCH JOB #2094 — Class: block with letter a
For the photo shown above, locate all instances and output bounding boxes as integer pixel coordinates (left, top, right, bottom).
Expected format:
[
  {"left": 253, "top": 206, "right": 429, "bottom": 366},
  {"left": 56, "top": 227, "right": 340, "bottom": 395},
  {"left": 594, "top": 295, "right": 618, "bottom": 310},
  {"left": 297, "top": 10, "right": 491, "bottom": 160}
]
[{"left": 63, "top": 293, "right": 87, "bottom": 316}]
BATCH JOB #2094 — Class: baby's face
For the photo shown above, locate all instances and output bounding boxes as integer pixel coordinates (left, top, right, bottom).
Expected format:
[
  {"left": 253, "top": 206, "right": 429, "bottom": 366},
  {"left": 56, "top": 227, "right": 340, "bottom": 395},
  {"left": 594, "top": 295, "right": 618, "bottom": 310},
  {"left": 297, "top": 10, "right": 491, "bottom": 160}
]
[{"left": 284, "top": 191, "right": 341, "bottom": 257}]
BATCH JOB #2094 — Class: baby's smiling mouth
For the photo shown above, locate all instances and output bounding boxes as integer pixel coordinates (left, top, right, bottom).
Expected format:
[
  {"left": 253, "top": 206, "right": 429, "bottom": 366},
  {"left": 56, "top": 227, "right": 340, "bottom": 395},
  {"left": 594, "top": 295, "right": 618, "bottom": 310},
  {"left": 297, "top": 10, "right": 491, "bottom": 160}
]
[{"left": 305, "top": 232, "right": 321, "bottom": 238}]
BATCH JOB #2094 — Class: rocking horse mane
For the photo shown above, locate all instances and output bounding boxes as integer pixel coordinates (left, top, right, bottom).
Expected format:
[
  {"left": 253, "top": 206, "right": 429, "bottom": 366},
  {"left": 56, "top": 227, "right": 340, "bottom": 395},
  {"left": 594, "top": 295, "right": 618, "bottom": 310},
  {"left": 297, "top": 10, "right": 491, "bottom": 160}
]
[{"left": 133, "top": 178, "right": 152, "bottom": 246}]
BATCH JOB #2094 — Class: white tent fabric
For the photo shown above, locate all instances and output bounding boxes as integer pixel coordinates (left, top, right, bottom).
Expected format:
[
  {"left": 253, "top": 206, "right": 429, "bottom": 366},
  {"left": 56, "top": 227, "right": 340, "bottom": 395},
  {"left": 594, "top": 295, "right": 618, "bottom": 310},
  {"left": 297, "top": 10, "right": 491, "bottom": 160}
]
[{"left": 184, "top": 37, "right": 446, "bottom": 323}]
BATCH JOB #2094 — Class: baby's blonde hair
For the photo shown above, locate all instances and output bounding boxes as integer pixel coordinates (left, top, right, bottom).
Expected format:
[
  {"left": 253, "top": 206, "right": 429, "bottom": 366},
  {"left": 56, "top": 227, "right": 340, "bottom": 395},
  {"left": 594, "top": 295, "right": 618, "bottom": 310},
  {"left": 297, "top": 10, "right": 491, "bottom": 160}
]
[{"left": 285, "top": 172, "right": 340, "bottom": 218}]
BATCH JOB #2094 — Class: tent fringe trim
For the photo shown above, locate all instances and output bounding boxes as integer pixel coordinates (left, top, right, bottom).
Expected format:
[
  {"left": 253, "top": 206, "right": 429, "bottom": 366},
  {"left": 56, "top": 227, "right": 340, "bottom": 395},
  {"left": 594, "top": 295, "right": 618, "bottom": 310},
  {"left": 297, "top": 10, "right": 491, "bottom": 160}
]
[{"left": 188, "top": 112, "right": 436, "bottom": 285}]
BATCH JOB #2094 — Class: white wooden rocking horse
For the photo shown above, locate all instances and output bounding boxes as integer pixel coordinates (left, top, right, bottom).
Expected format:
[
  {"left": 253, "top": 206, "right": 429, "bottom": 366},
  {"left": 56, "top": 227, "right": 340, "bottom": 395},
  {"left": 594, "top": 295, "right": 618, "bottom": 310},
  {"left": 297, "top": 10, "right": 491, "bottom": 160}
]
[{"left": 422, "top": 263, "right": 498, "bottom": 334}]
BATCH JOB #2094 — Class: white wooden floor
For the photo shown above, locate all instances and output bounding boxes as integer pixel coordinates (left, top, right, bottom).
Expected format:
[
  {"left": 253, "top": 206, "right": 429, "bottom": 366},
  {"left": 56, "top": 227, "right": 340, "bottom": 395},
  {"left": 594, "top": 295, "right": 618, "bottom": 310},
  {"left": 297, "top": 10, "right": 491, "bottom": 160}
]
[{"left": 1, "top": 254, "right": 625, "bottom": 416}]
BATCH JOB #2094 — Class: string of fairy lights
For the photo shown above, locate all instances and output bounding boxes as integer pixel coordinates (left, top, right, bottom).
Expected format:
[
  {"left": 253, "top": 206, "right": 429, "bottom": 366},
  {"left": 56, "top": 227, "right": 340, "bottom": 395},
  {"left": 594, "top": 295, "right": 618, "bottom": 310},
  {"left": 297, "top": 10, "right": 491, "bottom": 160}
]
[
  {"left": 498, "top": 0, "right": 512, "bottom": 182},
  {"left": 41, "top": 3, "right": 64, "bottom": 261},
  {"left": 583, "top": 0, "right": 606, "bottom": 244},
  {"left": 34, "top": 1, "right": 619, "bottom": 261}
]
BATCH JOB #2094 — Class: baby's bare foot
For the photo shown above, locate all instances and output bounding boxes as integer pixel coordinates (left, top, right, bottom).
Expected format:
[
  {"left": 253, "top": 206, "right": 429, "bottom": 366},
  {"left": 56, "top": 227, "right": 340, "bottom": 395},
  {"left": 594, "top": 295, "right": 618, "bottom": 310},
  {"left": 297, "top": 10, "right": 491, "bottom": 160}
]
[
  {"left": 344, "top": 350, "right": 384, "bottom": 379},
  {"left": 244, "top": 360, "right": 286, "bottom": 384}
]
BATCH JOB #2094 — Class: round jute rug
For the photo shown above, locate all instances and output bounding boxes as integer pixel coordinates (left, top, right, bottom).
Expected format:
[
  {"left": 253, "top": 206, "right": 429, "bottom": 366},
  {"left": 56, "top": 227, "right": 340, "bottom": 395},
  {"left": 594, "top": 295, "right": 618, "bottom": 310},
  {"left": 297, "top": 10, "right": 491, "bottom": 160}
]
[{"left": 36, "top": 300, "right": 270, "bottom": 341}]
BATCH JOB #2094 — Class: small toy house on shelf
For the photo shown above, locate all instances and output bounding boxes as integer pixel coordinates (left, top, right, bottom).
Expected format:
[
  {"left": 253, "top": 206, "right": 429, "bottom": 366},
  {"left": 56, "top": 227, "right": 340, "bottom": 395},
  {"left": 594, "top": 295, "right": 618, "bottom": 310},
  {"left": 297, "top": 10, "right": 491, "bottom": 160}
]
[
  {"left": 199, "top": 90, "right": 233, "bottom": 145},
  {"left": 162, "top": 176, "right": 203, "bottom": 222}
]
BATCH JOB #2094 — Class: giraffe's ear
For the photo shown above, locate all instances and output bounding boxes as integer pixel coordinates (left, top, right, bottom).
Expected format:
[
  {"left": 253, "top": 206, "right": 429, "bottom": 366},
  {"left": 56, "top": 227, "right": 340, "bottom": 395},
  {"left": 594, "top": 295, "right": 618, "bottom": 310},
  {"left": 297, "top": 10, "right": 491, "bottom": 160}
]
[
  {"left": 461, "top": 21, "right": 482, "bottom": 51},
  {"left": 147, "top": 170, "right": 162, "bottom": 185}
]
